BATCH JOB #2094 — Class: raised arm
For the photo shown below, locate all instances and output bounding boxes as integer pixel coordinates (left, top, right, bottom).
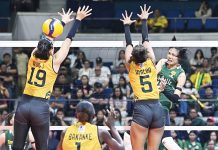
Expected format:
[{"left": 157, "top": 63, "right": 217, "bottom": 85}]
[
  {"left": 53, "top": 6, "right": 92, "bottom": 67},
  {"left": 137, "top": 4, "right": 155, "bottom": 63},
  {"left": 156, "top": 58, "right": 167, "bottom": 74},
  {"left": 120, "top": 11, "right": 136, "bottom": 71},
  {"left": 99, "top": 109, "right": 124, "bottom": 150}
]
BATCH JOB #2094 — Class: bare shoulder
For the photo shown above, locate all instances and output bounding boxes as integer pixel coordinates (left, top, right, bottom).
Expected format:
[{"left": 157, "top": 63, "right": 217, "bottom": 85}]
[
  {"left": 31, "top": 48, "right": 37, "bottom": 56},
  {"left": 156, "top": 58, "right": 167, "bottom": 73}
]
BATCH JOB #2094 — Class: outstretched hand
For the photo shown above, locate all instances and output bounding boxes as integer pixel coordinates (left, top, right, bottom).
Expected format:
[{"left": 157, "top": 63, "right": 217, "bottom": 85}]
[
  {"left": 137, "top": 4, "right": 153, "bottom": 20},
  {"left": 159, "top": 78, "right": 167, "bottom": 92},
  {"left": 120, "top": 10, "right": 136, "bottom": 25},
  {"left": 58, "top": 8, "right": 74, "bottom": 24},
  {"left": 105, "top": 109, "right": 116, "bottom": 128},
  {"left": 76, "top": 5, "right": 92, "bottom": 21}
]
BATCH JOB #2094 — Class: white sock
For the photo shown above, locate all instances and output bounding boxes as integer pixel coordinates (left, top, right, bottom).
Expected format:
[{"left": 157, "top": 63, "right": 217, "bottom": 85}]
[{"left": 162, "top": 137, "right": 182, "bottom": 150}]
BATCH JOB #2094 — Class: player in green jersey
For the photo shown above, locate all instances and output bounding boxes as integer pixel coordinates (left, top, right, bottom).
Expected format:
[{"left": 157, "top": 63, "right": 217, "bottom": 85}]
[{"left": 156, "top": 46, "right": 187, "bottom": 150}]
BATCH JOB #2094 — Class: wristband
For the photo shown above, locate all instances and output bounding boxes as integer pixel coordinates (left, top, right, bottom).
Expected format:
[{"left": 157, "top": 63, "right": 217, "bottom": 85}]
[
  {"left": 61, "top": 21, "right": 66, "bottom": 27},
  {"left": 175, "top": 87, "right": 182, "bottom": 91},
  {"left": 124, "top": 24, "right": 133, "bottom": 46},
  {"left": 66, "top": 19, "right": 81, "bottom": 40},
  {"left": 142, "top": 19, "right": 149, "bottom": 43}
]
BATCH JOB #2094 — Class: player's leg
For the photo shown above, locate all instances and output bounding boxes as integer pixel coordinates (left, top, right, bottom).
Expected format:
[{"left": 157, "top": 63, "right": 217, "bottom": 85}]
[
  {"left": 12, "top": 101, "right": 30, "bottom": 150},
  {"left": 130, "top": 122, "right": 148, "bottom": 150},
  {"left": 147, "top": 127, "right": 164, "bottom": 150},
  {"left": 31, "top": 122, "right": 49, "bottom": 150},
  {"left": 130, "top": 101, "right": 152, "bottom": 150},
  {"left": 13, "top": 121, "right": 30, "bottom": 150},
  {"left": 147, "top": 102, "right": 165, "bottom": 150},
  {"left": 30, "top": 98, "right": 50, "bottom": 150},
  {"left": 162, "top": 108, "right": 182, "bottom": 150}
]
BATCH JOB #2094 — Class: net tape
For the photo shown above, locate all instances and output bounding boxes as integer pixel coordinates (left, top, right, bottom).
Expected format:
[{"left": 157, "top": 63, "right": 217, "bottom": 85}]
[
  {"left": 1, "top": 126, "right": 218, "bottom": 131},
  {"left": 0, "top": 41, "right": 218, "bottom": 47}
]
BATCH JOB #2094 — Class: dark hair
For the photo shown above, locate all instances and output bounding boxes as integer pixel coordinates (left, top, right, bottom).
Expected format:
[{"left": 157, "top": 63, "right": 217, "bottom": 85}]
[
  {"left": 94, "top": 82, "right": 103, "bottom": 89},
  {"left": 76, "top": 101, "right": 95, "bottom": 123},
  {"left": 194, "top": 49, "right": 204, "bottom": 60},
  {"left": 118, "top": 76, "right": 127, "bottom": 88},
  {"left": 114, "top": 108, "right": 122, "bottom": 125},
  {"left": 112, "top": 87, "right": 123, "bottom": 99},
  {"left": 170, "top": 47, "right": 188, "bottom": 64},
  {"left": 129, "top": 45, "right": 148, "bottom": 64},
  {"left": 81, "top": 75, "right": 89, "bottom": 82},
  {"left": 96, "top": 57, "right": 102, "bottom": 64},
  {"left": 3, "top": 53, "right": 11, "bottom": 58},
  {"left": 189, "top": 130, "right": 198, "bottom": 136},
  {"left": 34, "top": 39, "right": 53, "bottom": 60},
  {"left": 211, "top": 47, "right": 217, "bottom": 52},
  {"left": 118, "top": 50, "right": 125, "bottom": 60},
  {"left": 170, "top": 36, "right": 189, "bottom": 64}
]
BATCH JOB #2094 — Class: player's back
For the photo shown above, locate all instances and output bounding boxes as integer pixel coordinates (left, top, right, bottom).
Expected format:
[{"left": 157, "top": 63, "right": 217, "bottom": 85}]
[
  {"left": 62, "top": 122, "right": 101, "bottom": 150},
  {"left": 23, "top": 55, "right": 57, "bottom": 99},
  {"left": 128, "top": 58, "right": 159, "bottom": 100}
]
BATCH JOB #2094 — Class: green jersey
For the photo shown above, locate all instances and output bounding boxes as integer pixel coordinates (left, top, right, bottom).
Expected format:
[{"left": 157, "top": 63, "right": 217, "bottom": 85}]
[
  {"left": 158, "top": 64, "right": 185, "bottom": 109},
  {"left": 184, "top": 140, "right": 202, "bottom": 150},
  {"left": 4, "top": 130, "right": 30, "bottom": 150},
  {"left": 5, "top": 130, "right": 13, "bottom": 150}
]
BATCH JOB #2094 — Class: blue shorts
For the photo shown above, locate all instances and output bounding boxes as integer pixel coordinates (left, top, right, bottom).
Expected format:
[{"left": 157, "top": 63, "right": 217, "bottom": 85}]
[
  {"left": 132, "top": 100, "right": 165, "bottom": 129},
  {"left": 13, "top": 94, "right": 50, "bottom": 150}
]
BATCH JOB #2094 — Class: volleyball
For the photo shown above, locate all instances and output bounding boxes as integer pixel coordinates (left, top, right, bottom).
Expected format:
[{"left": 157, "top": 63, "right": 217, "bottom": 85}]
[{"left": 42, "top": 18, "right": 63, "bottom": 38}]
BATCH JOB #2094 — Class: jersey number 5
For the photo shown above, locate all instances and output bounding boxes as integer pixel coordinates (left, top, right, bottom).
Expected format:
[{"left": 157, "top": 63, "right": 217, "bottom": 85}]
[
  {"left": 140, "top": 75, "right": 153, "bottom": 93},
  {"left": 28, "top": 67, "right": 46, "bottom": 87}
]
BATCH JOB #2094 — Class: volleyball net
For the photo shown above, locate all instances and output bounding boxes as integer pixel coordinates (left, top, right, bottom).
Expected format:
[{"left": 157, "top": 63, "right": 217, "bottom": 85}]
[
  {"left": 1, "top": 41, "right": 218, "bottom": 47},
  {"left": 1, "top": 126, "right": 218, "bottom": 131},
  {"left": 0, "top": 40, "right": 218, "bottom": 132}
]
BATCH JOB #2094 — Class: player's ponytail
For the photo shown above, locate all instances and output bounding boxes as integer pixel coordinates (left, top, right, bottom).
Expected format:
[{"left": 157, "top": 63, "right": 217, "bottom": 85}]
[
  {"left": 177, "top": 48, "right": 188, "bottom": 64},
  {"left": 34, "top": 39, "right": 53, "bottom": 60}
]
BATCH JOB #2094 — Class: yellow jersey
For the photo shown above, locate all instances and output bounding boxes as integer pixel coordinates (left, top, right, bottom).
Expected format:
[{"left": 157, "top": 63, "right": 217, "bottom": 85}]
[
  {"left": 23, "top": 55, "right": 57, "bottom": 99},
  {"left": 128, "top": 58, "right": 159, "bottom": 100},
  {"left": 62, "top": 122, "right": 101, "bottom": 150}
]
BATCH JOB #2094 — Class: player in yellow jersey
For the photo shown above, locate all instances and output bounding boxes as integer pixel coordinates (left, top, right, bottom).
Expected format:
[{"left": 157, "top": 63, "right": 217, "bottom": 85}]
[
  {"left": 57, "top": 101, "right": 125, "bottom": 150},
  {"left": 12, "top": 6, "right": 92, "bottom": 150},
  {"left": 120, "top": 4, "right": 164, "bottom": 150}
]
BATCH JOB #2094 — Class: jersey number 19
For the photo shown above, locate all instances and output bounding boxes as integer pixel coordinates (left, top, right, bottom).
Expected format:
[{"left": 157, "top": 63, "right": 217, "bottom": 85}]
[{"left": 28, "top": 67, "right": 46, "bottom": 87}]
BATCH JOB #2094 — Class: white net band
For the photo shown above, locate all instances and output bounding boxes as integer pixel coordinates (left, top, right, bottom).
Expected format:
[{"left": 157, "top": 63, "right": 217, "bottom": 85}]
[
  {"left": 0, "top": 41, "right": 218, "bottom": 47},
  {"left": 1, "top": 126, "right": 218, "bottom": 131}
]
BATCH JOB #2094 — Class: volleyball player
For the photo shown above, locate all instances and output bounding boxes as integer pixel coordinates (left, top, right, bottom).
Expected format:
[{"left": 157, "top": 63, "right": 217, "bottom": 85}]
[
  {"left": 120, "top": 5, "right": 165, "bottom": 150},
  {"left": 156, "top": 44, "right": 187, "bottom": 149},
  {"left": 57, "top": 101, "right": 124, "bottom": 150},
  {"left": 12, "top": 6, "right": 92, "bottom": 150}
]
